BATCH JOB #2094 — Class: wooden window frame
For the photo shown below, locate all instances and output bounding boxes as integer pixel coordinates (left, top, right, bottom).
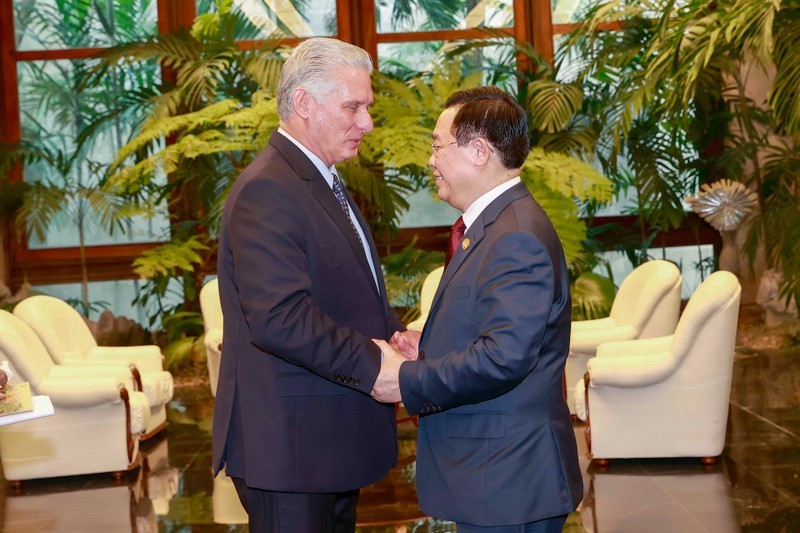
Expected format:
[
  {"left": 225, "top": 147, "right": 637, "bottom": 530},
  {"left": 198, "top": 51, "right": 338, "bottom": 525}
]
[{"left": 0, "top": 0, "right": 718, "bottom": 288}]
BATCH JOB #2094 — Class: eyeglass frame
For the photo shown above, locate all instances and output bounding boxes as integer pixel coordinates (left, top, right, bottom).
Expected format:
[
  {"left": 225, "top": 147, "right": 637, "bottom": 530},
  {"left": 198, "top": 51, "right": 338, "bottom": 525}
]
[{"left": 430, "top": 140, "right": 459, "bottom": 154}]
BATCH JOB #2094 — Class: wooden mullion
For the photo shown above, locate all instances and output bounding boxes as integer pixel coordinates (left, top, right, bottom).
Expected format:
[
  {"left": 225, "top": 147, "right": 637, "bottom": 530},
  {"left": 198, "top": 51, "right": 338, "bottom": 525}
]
[
  {"left": 14, "top": 47, "right": 106, "bottom": 61},
  {"left": 376, "top": 27, "right": 514, "bottom": 44},
  {"left": 0, "top": 1, "right": 19, "bottom": 285}
]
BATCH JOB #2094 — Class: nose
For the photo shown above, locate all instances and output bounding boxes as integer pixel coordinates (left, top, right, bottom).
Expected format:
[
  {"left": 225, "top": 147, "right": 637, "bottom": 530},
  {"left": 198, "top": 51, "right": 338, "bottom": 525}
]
[
  {"left": 428, "top": 152, "right": 436, "bottom": 168},
  {"left": 357, "top": 108, "right": 373, "bottom": 133}
]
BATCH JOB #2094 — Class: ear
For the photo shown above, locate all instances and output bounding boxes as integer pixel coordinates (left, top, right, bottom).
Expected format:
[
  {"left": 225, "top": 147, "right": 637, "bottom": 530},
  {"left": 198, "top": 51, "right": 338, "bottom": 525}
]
[
  {"left": 293, "top": 87, "right": 312, "bottom": 119},
  {"left": 471, "top": 137, "right": 493, "bottom": 167}
]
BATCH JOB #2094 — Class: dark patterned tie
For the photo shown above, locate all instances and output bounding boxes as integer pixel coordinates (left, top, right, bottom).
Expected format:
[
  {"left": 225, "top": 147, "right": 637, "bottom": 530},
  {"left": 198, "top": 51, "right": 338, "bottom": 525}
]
[
  {"left": 331, "top": 172, "right": 363, "bottom": 246},
  {"left": 445, "top": 216, "right": 466, "bottom": 268}
]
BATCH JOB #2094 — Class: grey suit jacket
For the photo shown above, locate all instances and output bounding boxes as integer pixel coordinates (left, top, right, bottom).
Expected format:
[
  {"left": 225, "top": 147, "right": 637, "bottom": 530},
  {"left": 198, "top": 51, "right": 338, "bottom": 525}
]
[
  {"left": 399, "top": 182, "right": 583, "bottom": 525},
  {"left": 212, "top": 132, "right": 401, "bottom": 492}
]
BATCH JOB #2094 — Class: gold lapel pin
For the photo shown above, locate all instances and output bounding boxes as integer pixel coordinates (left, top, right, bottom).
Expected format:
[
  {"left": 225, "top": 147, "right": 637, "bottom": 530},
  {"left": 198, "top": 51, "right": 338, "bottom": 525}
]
[{"left": 461, "top": 238, "right": 470, "bottom": 250}]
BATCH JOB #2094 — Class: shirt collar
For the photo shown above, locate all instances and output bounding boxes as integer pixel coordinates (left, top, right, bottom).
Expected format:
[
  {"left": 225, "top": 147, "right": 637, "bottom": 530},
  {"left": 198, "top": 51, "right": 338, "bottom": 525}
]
[
  {"left": 277, "top": 127, "right": 337, "bottom": 187},
  {"left": 462, "top": 177, "right": 522, "bottom": 230}
]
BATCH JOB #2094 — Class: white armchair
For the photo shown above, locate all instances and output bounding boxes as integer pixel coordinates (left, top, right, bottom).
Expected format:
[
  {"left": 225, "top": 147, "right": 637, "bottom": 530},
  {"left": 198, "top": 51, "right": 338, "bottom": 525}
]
[
  {"left": 200, "top": 278, "right": 223, "bottom": 397},
  {"left": 13, "top": 295, "right": 173, "bottom": 439},
  {"left": 0, "top": 311, "right": 150, "bottom": 483},
  {"left": 574, "top": 271, "right": 741, "bottom": 462},
  {"left": 406, "top": 266, "right": 444, "bottom": 332},
  {"left": 565, "top": 259, "right": 682, "bottom": 413},
  {"left": 213, "top": 472, "right": 248, "bottom": 525}
]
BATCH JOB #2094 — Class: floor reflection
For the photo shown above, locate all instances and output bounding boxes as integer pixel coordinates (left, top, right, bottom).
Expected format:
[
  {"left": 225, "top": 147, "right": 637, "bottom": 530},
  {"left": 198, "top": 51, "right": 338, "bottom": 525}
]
[{"left": 1, "top": 346, "right": 799, "bottom": 531}]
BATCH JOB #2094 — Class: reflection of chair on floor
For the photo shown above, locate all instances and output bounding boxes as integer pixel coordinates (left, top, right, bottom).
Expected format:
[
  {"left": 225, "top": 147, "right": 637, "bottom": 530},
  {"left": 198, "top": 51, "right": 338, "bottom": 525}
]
[
  {"left": 200, "top": 278, "right": 223, "bottom": 397},
  {"left": 0, "top": 311, "right": 150, "bottom": 483},
  {"left": 405, "top": 266, "right": 444, "bottom": 332},
  {"left": 575, "top": 271, "right": 741, "bottom": 463},
  {"left": 13, "top": 295, "right": 173, "bottom": 439},
  {"left": 2, "top": 480, "right": 155, "bottom": 532},
  {"left": 583, "top": 467, "right": 737, "bottom": 533},
  {"left": 566, "top": 260, "right": 682, "bottom": 414},
  {"left": 213, "top": 472, "right": 248, "bottom": 525},
  {"left": 141, "top": 438, "right": 179, "bottom": 515}
]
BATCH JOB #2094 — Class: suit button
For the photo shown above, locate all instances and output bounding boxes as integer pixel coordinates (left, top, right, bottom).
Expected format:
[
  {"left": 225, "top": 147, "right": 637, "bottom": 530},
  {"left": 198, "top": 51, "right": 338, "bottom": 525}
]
[{"left": 353, "top": 378, "right": 360, "bottom": 385}]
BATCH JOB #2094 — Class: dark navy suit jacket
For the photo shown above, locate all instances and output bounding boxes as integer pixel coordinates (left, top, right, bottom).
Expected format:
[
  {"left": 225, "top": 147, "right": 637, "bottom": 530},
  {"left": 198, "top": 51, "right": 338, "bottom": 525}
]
[
  {"left": 212, "top": 132, "right": 400, "bottom": 492},
  {"left": 399, "top": 182, "right": 583, "bottom": 526}
]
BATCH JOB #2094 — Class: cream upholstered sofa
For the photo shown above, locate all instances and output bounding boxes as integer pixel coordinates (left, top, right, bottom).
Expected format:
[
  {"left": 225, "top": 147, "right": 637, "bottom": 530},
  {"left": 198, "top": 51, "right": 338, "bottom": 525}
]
[
  {"left": 200, "top": 278, "right": 223, "bottom": 397},
  {"left": 406, "top": 266, "right": 444, "bottom": 332},
  {"left": 0, "top": 311, "right": 150, "bottom": 482},
  {"left": 13, "top": 295, "right": 173, "bottom": 439},
  {"left": 574, "top": 270, "right": 741, "bottom": 462},
  {"left": 565, "top": 259, "right": 682, "bottom": 414}
]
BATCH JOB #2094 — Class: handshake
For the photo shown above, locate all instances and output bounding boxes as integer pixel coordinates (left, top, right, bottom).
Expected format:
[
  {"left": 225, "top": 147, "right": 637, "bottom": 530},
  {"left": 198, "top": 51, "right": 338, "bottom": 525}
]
[{"left": 369, "top": 330, "right": 422, "bottom": 404}]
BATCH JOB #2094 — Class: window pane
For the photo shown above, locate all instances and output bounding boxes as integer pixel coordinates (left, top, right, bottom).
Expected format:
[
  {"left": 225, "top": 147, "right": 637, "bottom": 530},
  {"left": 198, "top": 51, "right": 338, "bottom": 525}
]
[
  {"left": 17, "top": 59, "right": 169, "bottom": 248},
  {"left": 196, "top": 0, "right": 337, "bottom": 38},
  {"left": 377, "top": 0, "right": 513, "bottom": 33},
  {"left": 13, "top": 0, "right": 157, "bottom": 51},
  {"left": 33, "top": 279, "right": 178, "bottom": 327},
  {"left": 598, "top": 245, "right": 715, "bottom": 299},
  {"left": 551, "top": 0, "right": 594, "bottom": 25}
]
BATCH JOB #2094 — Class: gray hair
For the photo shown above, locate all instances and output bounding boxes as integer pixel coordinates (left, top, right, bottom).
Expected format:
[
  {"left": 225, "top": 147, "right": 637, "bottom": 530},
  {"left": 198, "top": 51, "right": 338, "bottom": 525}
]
[{"left": 277, "top": 38, "right": 373, "bottom": 120}]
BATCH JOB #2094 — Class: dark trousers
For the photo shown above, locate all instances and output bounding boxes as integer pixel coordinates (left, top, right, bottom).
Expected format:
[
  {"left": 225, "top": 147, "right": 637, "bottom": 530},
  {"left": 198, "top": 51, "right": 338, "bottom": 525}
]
[
  {"left": 232, "top": 477, "right": 360, "bottom": 533},
  {"left": 457, "top": 514, "right": 569, "bottom": 533}
]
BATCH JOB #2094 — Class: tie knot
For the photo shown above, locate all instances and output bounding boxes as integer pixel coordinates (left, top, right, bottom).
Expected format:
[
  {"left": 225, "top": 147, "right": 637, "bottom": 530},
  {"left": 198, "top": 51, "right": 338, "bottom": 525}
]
[
  {"left": 445, "top": 216, "right": 466, "bottom": 269},
  {"left": 452, "top": 216, "right": 466, "bottom": 236}
]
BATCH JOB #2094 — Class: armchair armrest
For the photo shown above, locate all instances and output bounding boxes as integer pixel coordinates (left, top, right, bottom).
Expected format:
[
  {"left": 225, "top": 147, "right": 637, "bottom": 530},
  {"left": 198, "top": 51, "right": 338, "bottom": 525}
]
[
  {"left": 570, "top": 324, "right": 638, "bottom": 353},
  {"left": 87, "top": 345, "right": 164, "bottom": 372},
  {"left": 571, "top": 316, "right": 617, "bottom": 332},
  {"left": 36, "top": 376, "right": 128, "bottom": 406},
  {"left": 48, "top": 365, "right": 136, "bottom": 391},
  {"left": 61, "top": 358, "right": 135, "bottom": 369},
  {"left": 595, "top": 335, "right": 673, "bottom": 359},
  {"left": 204, "top": 328, "right": 223, "bottom": 353},
  {"left": 587, "top": 351, "right": 677, "bottom": 388}
]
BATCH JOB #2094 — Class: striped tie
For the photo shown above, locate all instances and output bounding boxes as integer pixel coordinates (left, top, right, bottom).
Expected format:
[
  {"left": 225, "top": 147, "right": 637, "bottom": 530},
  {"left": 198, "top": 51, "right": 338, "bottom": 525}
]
[{"left": 331, "top": 172, "right": 363, "bottom": 246}]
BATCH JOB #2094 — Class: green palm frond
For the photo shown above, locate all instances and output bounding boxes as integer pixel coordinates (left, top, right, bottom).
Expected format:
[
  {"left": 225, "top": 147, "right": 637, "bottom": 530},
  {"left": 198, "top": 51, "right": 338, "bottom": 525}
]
[
  {"left": 526, "top": 80, "right": 583, "bottom": 134},
  {"left": 133, "top": 237, "right": 209, "bottom": 279},
  {"left": 17, "top": 182, "right": 68, "bottom": 242}
]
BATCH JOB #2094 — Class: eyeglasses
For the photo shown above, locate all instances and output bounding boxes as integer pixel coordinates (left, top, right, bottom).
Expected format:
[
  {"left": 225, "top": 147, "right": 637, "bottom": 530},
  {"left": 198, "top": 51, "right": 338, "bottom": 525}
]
[{"left": 431, "top": 141, "right": 458, "bottom": 154}]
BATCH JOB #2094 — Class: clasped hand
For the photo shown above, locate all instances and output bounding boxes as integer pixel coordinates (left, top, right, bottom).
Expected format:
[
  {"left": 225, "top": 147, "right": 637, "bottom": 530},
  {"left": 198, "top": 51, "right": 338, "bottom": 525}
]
[{"left": 370, "top": 330, "right": 421, "bottom": 403}]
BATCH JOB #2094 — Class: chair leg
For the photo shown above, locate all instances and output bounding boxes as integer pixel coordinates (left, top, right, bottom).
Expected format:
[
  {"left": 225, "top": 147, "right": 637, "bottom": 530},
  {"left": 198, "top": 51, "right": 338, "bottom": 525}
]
[
  {"left": 593, "top": 458, "right": 610, "bottom": 467},
  {"left": 701, "top": 456, "right": 718, "bottom": 465}
]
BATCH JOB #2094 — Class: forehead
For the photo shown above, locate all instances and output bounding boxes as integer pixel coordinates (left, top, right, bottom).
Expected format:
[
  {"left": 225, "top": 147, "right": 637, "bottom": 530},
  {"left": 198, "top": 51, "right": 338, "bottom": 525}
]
[
  {"left": 433, "top": 107, "right": 457, "bottom": 138},
  {"left": 328, "top": 67, "right": 373, "bottom": 104}
]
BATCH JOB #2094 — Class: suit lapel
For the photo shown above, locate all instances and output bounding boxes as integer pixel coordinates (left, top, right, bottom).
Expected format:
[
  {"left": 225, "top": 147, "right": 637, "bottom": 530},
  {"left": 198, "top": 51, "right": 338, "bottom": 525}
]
[
  {"left": 423, "top": 182, "right": 531, "bottom": 338},
  {"left": 269, "top": 133, "right": 381, "bottom": 300}
]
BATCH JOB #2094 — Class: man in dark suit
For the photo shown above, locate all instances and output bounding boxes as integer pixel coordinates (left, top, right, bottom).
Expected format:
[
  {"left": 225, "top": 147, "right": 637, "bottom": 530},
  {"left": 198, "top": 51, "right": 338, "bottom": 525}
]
[
  {"left": 213, "top": 38, "right": 403, "bottom": 532},
  {"left": 372, "top": 86, "right": 583, "bottom": 532}
]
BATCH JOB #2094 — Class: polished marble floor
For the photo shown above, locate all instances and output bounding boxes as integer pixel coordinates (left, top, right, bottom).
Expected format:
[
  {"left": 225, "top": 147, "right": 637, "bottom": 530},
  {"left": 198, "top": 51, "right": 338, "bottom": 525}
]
[{"left": 1, "top": 344, "right": 799, "bottom": 532}]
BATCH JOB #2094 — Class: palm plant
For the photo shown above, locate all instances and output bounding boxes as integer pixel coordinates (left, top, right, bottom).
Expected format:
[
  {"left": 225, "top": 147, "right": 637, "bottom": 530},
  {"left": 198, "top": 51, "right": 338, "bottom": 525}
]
[
  {"left": 94, "top": 2, "right": 285, "bottom": 337},
  {"left": 561, "top": 0, "right": 800, "bottom": 308},
  {"left": 1, "top": 0, "right": 158, "bottom": 316}
]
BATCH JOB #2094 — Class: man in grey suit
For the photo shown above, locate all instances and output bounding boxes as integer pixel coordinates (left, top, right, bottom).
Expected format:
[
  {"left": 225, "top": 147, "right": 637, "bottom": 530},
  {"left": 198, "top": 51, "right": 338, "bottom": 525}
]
[
  {"left": 373, "top": 86, "right": 583, "bottom": 532},
  {"left": 213, "top": 38, "right": 403, "bottom": 532}
]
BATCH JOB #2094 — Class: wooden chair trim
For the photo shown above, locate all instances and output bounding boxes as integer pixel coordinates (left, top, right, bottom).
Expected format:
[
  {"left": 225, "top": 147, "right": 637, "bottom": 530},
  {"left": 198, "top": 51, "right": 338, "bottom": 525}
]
[{"left": 120, "top": 387, "right": 133, "bottom": 463}]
